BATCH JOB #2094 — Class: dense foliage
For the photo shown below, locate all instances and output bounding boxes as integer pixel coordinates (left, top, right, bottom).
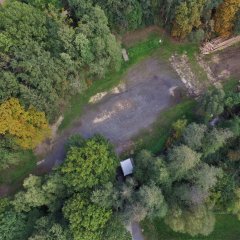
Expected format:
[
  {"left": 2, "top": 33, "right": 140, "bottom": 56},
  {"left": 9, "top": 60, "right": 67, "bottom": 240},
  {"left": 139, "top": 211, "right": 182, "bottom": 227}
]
[
  {"left": 0, "top": 0, "right": 121, "bottom": 170},
  {"left": 0, "top": 0, "right": 240, "bottom": 239},
  {"left": 0, "top": 135, "right": 131, "bottom": 240},
  {"left": 2, "top": 85, "right": 240, "bottom": 239}
]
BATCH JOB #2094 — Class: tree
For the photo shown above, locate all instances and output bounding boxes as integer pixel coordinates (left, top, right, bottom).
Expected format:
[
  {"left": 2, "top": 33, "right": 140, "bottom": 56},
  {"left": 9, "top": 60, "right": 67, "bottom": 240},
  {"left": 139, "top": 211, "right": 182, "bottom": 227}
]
[
  {"left": 61, "top": 135, "right": 118, "bottom": 190},
  {"left": 134, "top": 150, "right": 157, "bottom": 184},
  {"left": 66, "top": 2, "right": 121, "bottom": 78},
  {"left": 13, "top": 173, "right": 65, "bottom": 212},
  {"left": 188, "top": 29, "right": 205, "bottom": 43},
  {"left": 183, "top": 123, "right": 207, "bottom": 150},
  {"left": 224, "top": 92, "right": 240, "bottom": 108},
  {"left": 102, "top": 216, "right": 131, "bottom": 240},
  {"left": 138, "top": 184, "right": 168, "bottom": 220},
  {"left": 0, "top": 1, "right": 87, "bottom": 121},
  {"left": 172, "top": 0, "right": 206, "bottom": 39},
  {"left": 175, "top": 163, "right": 222, "bottom": 206},
  {"left": 174, "top": 184, "right": 210, "bottom": 206},
  {"left": 172, "top": 118, "right": 188, "bottom": 139},
  {"left": 214, "top": 0, "right": 240, "bottom": 37},
  {"left": 193, "top": 163, "right": 222, "bottom": 191},
  {"left": 0, "top": 210, "right": 28, "bottom": 240},
  {"left": 0, "top": 148, "right": 21, "bottom": 170},
  {"left": 234, "top": 11, "right": 240, "bottom": 34},
  {"left": 0, "top": 198, "right": 10, "bottom": 214},
  {"left": 64, "top": 134, "right": 85, "bottom": 152},
  {"left": 134, "top": 150, "right": 170, "bottom": 185},
  {"left": 168, "top": 145, "right": 201, "bottom": 180},
  {"left": 63, "top": 193, "right": 112, "bottom": 240},
  {"left": 91, "top": 0, "right": 144, "bottom": 31},
  {"left": 165, "top": 205, "right": 215, "bottom": 236},
  {"left": 229, "top": 188, "right": 240, "bottom": 219},
  {"left": 0, "top": 98, "right": 50, "bottom": 149},
  {"left": 29, "top": 216, "right": 71, "bottom": 240},
  {"left": 200, "top": 87, "right": 226, "bottom": 120},
  {"left": 23, "top": 0, "right": 61, "bottom": 9},
  {"left": 91, "top": 182, "right": 120, "bottom": 210},
  {"left": 202, "top": 128, "right": 233, "bottom": 157}
]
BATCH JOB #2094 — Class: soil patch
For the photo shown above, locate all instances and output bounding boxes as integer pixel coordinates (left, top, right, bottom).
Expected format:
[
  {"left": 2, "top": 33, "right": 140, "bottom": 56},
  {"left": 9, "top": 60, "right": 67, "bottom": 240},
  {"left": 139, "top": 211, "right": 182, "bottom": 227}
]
[{"left": 207, "top": 44, "right": 240, "bottom": 80}]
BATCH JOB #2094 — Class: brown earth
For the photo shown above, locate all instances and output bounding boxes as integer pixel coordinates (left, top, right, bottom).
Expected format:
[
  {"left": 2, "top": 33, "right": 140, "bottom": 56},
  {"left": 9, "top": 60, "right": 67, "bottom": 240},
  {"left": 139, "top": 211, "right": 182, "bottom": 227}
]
[
  {"left": 206, "top": 44, "right": 240, "bottom": 80},
  {"left": 121, "top": 25, "right": 163, "bottom": 47}
]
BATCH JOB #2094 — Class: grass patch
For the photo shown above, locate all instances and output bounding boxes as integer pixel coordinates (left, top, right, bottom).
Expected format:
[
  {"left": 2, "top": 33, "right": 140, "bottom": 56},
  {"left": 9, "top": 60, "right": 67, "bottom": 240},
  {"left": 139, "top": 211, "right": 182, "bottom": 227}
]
[
  {"left": 0, "top": 150, "right": 36, "bottom": 185},
  {"left": 155, "top": 34, "right": 198, "bottom": 60},
  {"left": 155, "top": 33, "right": 208, "bottom": 83},
  {"left": 134, "top": 99, "right": 197, "bottom": 154},
  {"left": 142, "top": 214, "right": 240, "bottom": 240},
  {"left": 223, "top": 78, "right": 239, "bottom": 93}
]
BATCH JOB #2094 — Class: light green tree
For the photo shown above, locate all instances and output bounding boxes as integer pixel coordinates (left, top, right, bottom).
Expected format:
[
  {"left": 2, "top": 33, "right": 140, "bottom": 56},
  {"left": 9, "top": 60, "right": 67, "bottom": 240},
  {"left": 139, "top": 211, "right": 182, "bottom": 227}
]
[
  {"left": 165, "top": 205, "right": 215, "bottom": 236},
  {"left": 183, "top": 123, "right": 207, "bottom": 150},
  {"left": 168, "top": 145, "right": 201, "bottom": 180},
  {"left": 13, "top": 173, "right": 65, "bottom": 212},
  {"left": 61, "top": 135, "right": 118, "bottom": 190},
  {"left": 63, "top": 194, "right": 112, "bottom": 240},
  {"left": 202, "top": 128, "right": 233, "bottom": 157},
  {"left": 172, "top": 0, "right": 206, "bottom": 39},
  {"left": 29, "top": 216, "right": 71, "bottom": 240},
  {"left": 138, "top": 183, "right": 168, "bottom": 220}
]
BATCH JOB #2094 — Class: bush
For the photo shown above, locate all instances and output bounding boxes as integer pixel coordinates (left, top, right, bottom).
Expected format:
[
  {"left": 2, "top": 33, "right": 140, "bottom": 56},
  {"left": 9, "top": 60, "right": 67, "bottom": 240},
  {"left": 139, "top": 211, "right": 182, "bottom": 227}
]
[{"left": 188, "top": 29, "right": 205, "bottom": 43}]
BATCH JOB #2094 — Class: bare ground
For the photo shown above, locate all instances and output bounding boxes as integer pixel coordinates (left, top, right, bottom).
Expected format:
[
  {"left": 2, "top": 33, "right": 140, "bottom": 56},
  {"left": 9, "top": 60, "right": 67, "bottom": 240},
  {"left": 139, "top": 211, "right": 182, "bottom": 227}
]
[
  {"left": 35, "top": 56, "right": 184, "bottom": 174},
  {"left": 121, "top": 26, "right": 163, "bottom": 47},
  {"left": 206, "top": 44, "right": 240, "bottom": 80}
]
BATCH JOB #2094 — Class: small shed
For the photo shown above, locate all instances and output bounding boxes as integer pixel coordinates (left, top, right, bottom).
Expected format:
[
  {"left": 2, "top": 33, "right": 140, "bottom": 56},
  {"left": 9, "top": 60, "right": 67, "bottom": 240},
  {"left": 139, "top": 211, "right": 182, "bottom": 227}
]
[{"left": 120, "top": 158, "right": 133, "bottom": 176}]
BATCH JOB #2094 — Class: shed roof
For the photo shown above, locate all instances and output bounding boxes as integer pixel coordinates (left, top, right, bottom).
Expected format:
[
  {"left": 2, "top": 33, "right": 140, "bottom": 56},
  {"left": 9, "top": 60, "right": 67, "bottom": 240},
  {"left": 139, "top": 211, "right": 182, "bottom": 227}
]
[{"left": 120, "top": 158, "right": 133, "bottom": 176}]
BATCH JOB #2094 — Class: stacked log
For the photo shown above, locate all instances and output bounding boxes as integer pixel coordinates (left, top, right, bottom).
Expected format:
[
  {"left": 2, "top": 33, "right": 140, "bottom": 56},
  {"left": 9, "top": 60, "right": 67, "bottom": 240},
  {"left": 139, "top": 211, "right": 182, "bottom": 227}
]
[{"left": 201, "top": 36, "right": 240, "bottom": 55}]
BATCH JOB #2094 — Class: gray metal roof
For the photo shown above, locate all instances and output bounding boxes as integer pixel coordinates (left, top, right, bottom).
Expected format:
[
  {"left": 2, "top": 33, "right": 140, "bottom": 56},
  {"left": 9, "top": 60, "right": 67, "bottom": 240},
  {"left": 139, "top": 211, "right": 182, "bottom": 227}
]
[{"left": 120, "top": 158, "right": 133, "bottom": 176}]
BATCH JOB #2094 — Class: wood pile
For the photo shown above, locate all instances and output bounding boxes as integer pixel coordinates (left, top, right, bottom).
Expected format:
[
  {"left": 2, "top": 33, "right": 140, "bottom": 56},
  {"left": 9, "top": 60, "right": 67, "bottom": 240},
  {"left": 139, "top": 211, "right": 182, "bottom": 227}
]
[{"left": 201, "top": 36, "right": 240, "bottom": 55}]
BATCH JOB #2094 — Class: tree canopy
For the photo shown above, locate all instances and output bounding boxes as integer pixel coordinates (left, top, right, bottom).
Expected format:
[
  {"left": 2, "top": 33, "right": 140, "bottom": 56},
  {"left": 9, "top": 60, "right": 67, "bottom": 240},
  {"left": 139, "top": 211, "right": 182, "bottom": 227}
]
[{"left": 61, "top": 135, "right": 118, "bottom": 190}]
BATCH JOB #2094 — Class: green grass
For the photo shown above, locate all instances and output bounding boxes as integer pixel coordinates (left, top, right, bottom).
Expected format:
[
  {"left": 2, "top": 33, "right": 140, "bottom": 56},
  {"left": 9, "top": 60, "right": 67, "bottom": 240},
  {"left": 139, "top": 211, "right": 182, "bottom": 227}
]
[
  {"left": 154, "top": 34, "right": 198, "bottom": 60},
  {"left": 142, "top": 214, "right": 240, "bottom": 240},
  {"left": 223, "top": 78, "right": 239, "bottom": 93},
  {"left": 133, "top": 99, "right": 197, "bottom": 154},
  {"left": 155, "top": 34, "right": 208, "bottom": 84},
  {"left": 0, "top": 150, "right": 36, "bottom": 185},
  {"left": 60, "top": 33, "right": 200, "bottom": 131}
]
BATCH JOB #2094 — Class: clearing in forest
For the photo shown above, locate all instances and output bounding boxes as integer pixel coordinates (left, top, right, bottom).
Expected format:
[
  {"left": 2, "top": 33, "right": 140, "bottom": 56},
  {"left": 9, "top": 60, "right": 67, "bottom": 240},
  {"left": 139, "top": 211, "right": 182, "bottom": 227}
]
[{"left": 36, "top": 55, "right": 184, "bottom": 174}]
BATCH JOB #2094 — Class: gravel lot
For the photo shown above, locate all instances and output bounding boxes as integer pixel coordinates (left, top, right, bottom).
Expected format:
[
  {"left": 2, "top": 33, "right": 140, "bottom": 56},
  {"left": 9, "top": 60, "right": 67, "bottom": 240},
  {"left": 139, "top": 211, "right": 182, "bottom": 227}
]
[{"left": 36, "top": 56, "right": 184, "bottom": 173}]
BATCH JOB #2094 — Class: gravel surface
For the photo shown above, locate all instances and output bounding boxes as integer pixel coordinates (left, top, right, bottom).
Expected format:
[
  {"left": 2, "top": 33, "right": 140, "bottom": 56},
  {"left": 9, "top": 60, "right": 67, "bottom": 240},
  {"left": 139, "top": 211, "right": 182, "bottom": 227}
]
[{"left": 35, "top": 56, "right": 183, "bottom": 174}]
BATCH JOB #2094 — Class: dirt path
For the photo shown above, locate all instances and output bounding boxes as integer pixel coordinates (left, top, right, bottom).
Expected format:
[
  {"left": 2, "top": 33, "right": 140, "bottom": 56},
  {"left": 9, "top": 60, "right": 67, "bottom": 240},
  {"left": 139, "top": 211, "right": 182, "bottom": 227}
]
[
  {"left": 131, "top": 222, "right": 145, "bottom": 240},
  {"left": 36, "top": 56, "right": 183, "bottom": 174}
]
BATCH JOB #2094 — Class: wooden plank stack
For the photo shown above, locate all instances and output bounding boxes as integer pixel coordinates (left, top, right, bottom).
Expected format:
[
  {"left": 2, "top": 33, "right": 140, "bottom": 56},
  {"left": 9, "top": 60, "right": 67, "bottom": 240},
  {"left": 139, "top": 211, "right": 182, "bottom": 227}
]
[{"left": 201, "top": 36, "right": 240, "bottom": 55}]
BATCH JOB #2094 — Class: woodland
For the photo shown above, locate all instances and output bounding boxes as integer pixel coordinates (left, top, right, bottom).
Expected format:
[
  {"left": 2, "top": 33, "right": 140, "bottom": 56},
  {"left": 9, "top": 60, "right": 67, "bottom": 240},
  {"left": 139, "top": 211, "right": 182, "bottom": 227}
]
[{"left": 0, "top": 0, "right": 240, "bottom": 239}]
